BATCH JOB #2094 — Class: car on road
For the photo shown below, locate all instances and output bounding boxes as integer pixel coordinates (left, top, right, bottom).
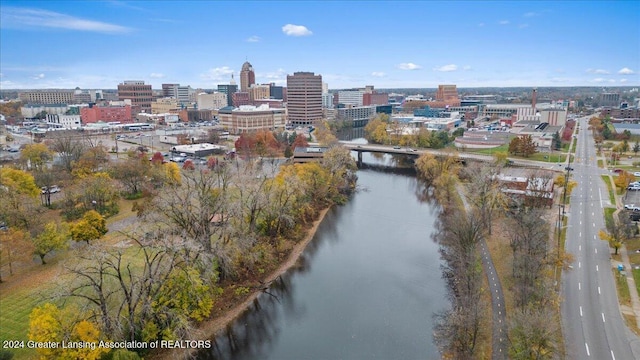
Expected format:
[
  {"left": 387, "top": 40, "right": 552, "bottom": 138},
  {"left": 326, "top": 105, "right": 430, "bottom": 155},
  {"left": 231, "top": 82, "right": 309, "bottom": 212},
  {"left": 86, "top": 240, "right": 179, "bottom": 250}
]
[
  {"left": 625, "top": 204, "right": 640, "bottom": 211},
  {"left": 393, "top": 146, "right": 401, "bottom": 149},
  {"left": 565, "top": 166, "right": 574, "bottom": 171}
]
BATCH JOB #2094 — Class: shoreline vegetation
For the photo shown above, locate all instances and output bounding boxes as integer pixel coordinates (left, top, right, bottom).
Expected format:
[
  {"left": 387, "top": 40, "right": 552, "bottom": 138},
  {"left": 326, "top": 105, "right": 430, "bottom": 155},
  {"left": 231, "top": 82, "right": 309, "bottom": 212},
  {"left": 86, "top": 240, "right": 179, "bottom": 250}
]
[{"left": 154, "top": 206, "right": 331, "bottom": 360}]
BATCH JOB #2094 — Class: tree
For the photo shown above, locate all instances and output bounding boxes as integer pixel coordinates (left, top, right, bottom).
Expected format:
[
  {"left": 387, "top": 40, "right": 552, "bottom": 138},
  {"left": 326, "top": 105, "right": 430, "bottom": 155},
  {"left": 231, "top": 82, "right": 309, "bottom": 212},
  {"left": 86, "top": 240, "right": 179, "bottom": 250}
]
[
  {"left": 599, "top": 213, "right": 634, "bottom": 255},
  {"left": 46, "top": 133, "right": 87, "bottom": 173},
  {"left": 28, "top": 303, "right": 110, "bottom": 360},
  {"left": 0, "top": 229, "right": 33, "bottom": 281},
  {"left": 552, "top": 131, "right": 562, "bottom": 150},
  {"left": 20, "top": 143, "right": 52, "bottom": 171},
  {"left": 313, "top": 121, "right": 338, "bottom": 146},
  {"left": 508, "top": 137, "right": 522, "bottom": 155},
  {"left": 284, "top": 146, "right": 293, "bottom": 158},
  {"left": 509, "top": 308, "right": 561, "bottom": 359},
  {"left": 32, "top": 222, "right": 69, "bottom": 264},
  {"left": 464, "top": 164, "right": 505, "bottom": 234},
  {"left": 493, "top": 150, "right": 508, "bottom": 165},
  {"left": 0, "top": 168, "right": 40, "bottom": 197},
  {"left": 291, "top": 133, "right": 309, "bottom": 149},
  {"left": 508, "top": 208, "right": 550, "bottom": 308},
  {"left": 110, "top": 156, "right": 150, "bottom": 196},
  {"left": 152, "top": 266, "right": 214, "bottom": 322},
  {"left": 70, "top": 210, "right": 107, "bottom": 244}
]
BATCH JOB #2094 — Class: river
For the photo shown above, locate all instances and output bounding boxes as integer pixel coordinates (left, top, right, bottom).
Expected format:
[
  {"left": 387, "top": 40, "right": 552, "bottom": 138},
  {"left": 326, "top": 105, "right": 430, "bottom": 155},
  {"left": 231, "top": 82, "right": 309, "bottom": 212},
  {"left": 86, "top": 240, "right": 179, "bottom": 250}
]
[{"left": 201, "top": 151, "right": 448, "bottom": 360}]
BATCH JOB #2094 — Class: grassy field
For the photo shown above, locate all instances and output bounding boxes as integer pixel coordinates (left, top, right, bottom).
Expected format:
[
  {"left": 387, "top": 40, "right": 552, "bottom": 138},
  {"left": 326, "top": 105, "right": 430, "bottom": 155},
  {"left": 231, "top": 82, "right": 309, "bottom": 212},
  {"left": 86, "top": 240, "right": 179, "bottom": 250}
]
[
  {"left": 0, "top": 198, "right": 141, "bottom": 359},
  {"left": 615, "top": 270, "right": 632, "bottom": 307}
]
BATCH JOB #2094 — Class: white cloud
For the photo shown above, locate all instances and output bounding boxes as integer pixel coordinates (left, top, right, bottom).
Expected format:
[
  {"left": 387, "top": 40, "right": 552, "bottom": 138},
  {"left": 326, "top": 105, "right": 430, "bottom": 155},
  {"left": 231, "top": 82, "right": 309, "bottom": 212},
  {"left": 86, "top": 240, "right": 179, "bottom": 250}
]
[
  {"left": 371, "top": 72, "right": 386, "bottom": 77},
  {"left": 586, "top": 68, "right": 610, "bottom": 74},
  {"left": 499, "top": 20, "right": 510, "bottom": 25},
  {"left": 149, "top": 73, "right": 165, "bottom": 78},
  {"left": 619, "top": 67, "right": 635, "bottom": 75},
  {"left": 620, "top": 79, "right": 628, "bottom": 83},
  {"left": 246, "top": 35, "right": 260, "bottom": 42},
  {"left": 1, "top": 7, "right": 132, "bottom": 34},
  {"left": 591, "top": 78, "right": 606, "bottom": 83},
  {"left": 200, "top": 66, "right": 234, "bottom": 82},
  {"left": 433, "top": 64, "right": 458, "bottom": 72},
  {"left": 257, "top": 68, "right": 287, "bottom": 85},
  {"left": 282, "top": 24, "right": 312, "bottom": 36},
  {"left": 519, "top": 23, "right": 529, "bottom": 29},
  {"left": 32, "top": 73, "right": 45, "bottom": 79},
  {"left": 523, "top": 11, "right": 539, "bottom": 17},
  {"left": 608, "top": 79, "right": 616, "bottom": 83},
  {"left": 397, "top": 63, "right": 421, "bottom": 70},
  {"left": 463, "top": 65, "right": 472, "bottom": 71}
]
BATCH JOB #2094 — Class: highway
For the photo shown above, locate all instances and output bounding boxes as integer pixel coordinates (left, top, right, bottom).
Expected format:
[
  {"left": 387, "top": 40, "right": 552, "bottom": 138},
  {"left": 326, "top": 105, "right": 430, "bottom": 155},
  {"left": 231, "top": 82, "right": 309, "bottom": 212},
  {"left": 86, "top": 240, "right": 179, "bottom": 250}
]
[{"left": 561, "top": 117, "right": 638, "bottom": 359}]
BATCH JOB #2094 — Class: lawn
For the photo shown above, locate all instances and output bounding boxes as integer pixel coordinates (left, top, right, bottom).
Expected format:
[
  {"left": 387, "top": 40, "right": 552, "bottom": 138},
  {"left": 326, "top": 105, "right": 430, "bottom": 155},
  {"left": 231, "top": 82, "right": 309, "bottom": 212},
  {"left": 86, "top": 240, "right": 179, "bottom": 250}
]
[
  {"left": 465, "top": 143, "right": 509, "bottom": 155},
  {"left": 615, "top": 270, "right": 632, "bottom": 307},
  {"left": 601, "top": 175, "right": 617, "bottom": 205}
]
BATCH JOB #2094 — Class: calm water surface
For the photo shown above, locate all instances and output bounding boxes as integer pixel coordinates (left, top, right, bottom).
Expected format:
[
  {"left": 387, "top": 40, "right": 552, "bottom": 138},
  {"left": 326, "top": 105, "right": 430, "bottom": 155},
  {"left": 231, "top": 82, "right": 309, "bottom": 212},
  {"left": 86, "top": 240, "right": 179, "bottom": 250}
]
[{"left": 202, "top": 153, "right": 447, "bottom": 360}]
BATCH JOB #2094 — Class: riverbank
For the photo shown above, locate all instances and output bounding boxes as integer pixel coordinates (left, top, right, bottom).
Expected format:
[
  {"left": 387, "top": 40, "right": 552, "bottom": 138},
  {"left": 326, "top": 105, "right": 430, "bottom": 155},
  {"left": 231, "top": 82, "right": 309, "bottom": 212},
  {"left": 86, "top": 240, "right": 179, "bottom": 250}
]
[{"left": 154, "top": 206, "right": 332, "bottom": 360}]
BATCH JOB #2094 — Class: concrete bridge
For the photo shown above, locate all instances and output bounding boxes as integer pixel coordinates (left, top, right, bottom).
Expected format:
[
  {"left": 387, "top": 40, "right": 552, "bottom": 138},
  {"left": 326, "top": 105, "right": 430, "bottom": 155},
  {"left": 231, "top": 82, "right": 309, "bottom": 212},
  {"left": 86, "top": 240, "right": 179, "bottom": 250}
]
[{"left": 340, "top": 142, "right": 557, "bottom": 169}]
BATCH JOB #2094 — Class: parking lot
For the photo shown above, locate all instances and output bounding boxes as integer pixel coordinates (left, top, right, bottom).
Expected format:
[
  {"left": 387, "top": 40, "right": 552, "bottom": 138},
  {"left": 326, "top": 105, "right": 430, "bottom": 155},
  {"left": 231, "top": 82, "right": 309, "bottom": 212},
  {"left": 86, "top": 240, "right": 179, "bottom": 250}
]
[{"left": 622, "top": 182, "right": 640, "bottom": 221}]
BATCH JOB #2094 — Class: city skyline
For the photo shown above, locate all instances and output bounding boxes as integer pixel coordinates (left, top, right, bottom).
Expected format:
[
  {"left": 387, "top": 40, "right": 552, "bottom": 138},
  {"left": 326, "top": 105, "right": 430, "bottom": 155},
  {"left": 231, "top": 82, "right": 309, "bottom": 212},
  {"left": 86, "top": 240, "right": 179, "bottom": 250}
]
[{"left": 0, "top": 0, "right": 638, "bottom": 90}]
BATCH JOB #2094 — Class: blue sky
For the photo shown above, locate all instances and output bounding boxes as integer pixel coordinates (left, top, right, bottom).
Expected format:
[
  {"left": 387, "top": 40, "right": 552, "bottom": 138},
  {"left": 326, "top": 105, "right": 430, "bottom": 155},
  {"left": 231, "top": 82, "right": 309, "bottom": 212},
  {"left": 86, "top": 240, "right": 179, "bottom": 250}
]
[{"left": 1, "top": 1, "right": 638, "bottom": 90}]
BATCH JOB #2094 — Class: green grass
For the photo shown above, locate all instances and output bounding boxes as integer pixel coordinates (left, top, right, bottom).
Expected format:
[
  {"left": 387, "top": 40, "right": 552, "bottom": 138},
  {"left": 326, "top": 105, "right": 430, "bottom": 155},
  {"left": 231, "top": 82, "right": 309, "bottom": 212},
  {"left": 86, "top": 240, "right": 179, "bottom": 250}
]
[
  {"left": 633, "top": 269, "right": 640, "bottom": 299},
  {"left": 598, "top": 159, "right": 604, "bottom": 168},
  {"left": 465, "top": 143, "right": 509, "bottom": 155},
  {"left": 615, "top": 270, "right": 632, "bottom": 307},
  {"left": 601, "top": 175, "right": 617, "bottom": 205},
  {"left": 0, "top": 286, "right": 48, "bottom": 359},
  {"left": 528, "top": 152, "right": 568, "bottom": 163},
  {"left": 604, "top": 207, "right": 616, "bottom": 225}
]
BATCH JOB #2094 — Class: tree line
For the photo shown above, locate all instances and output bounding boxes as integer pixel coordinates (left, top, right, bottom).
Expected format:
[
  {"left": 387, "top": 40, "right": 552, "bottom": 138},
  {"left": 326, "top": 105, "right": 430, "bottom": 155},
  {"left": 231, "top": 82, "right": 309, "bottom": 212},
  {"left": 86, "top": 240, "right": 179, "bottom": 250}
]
[
  {"left": 1, "top": 131, "right": 358, "bottom": 358},
  {"left": 415, "top": 152, "right": 565, "bottom": 359}
]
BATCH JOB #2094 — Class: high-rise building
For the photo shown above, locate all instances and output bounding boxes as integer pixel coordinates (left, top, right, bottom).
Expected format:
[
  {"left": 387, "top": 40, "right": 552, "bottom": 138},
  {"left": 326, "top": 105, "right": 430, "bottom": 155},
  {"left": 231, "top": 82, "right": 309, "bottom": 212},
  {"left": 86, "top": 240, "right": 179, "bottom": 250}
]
[
  {"left": 270, "top": 83, "right": 284, "bottom": 100},
  {"left": 117, "top": 80, "right": 153, "bottom": 114},
  {"left": 218, "top": 74, "right": 238, "bottom": 107},
  {"left": 232, "top": 92, "right": 250, "bottom": 107},
  {"left": 337, "top": 90, "right": 364, "bottom": 106},
  {"left": 162, "top": 83, "right": 179, "bottom": 98},
  {"left": 240, "top": 61, "right": 255, "bottom": 92},
  {"left": 600, "top": 93, "right": 620, "bottom": 107},
  {"left": 19, "top": 90, "right": 74, "bottom": 104},
  {"left": 363, "top": 92, "right": 389, "bottom": 106},
  {"left": 197, "top": 92, "right": 227, "bottom": 110},
  {"left": 286, "top": 72, "right": 323, "bottom": 125}
]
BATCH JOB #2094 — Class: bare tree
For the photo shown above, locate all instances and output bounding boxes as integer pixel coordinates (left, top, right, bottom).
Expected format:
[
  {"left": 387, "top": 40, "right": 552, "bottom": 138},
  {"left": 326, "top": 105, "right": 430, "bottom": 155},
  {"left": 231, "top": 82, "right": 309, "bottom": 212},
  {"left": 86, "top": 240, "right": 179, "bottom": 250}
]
[
  {"left": 47, "top": 133, "right": 87, "bottom": 173},
  {"left": 433, "top": 208, "right": 486, "bottom": 359},
  {"left": 508, "top": 307, "right": 562, "bottom": 359},
  {"left": 464, "top": 163, "right": 505, "bottom": 234},
  {"left": 508, "top": 208, "right": 550, "bottom": 308}
]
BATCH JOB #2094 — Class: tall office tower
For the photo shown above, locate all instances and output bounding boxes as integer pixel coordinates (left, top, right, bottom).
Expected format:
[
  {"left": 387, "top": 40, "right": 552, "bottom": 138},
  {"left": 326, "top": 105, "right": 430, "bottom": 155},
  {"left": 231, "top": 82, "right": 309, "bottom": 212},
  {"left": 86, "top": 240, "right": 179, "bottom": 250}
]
[
  {"left": 240, "top": 61, "right": 255, "bottom": 92},
  {"left": 286, "top": 72, "right": 323, "bottom": 125},
  {"left": 118, "top": 80, "right": 153, "bottom": 114},
  {"left": 436, "top": 84, "right": 459, "bottom": 102},
  {"left": 218, "top": 74, "right": 238, "bottom": 107}
]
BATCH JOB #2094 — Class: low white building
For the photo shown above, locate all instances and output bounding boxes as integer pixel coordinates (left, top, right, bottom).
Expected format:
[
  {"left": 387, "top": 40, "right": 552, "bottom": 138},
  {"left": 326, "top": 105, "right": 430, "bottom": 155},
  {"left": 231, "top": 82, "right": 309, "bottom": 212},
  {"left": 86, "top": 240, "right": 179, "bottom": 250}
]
[
  {"left": 218, "top": 104, "right": 285, "bottom": 134},
  {"left": 45, "top": 114, "right": 82, "bottom": 129},
  {"left": 21, "top": 104, "right": 68, "bottom": 118}
]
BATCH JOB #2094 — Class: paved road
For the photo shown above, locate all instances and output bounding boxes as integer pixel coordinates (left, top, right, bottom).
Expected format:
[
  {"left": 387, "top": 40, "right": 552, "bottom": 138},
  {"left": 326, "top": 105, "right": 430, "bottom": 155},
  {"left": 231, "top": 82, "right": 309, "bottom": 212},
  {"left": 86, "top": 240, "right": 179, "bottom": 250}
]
[{"left": 561, "top": 117, "right": 638, "bottom": 360}]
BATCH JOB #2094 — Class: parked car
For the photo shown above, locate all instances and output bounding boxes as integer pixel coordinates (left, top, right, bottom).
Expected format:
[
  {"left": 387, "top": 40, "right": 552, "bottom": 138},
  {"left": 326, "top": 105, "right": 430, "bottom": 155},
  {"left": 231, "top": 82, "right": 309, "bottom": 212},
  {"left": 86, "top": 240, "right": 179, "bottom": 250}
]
[
  {"left": 628, "top": 185, "right": 640, "bottom": 191},
  {"left": 630, "top": 182, "right": 640, "bottom": 187},
  {"left": 41, "top": 185, "right": 61, "bottom": 194},
  {"left": 565, "top": 166, "right": 574, "bottom": 171},
  {"left": 634, "top": 172, "right": 640, "bottom": 177},
  {"left": 625, "top": 204, "right": 640, "bottom": 211},
  {"left": 393, "top": 146, "right": 401, "bottom": 149},
  {"left": 613, "top": 168, "right": 623, "bottom": 173},
  {"left": 631, "top": 213, "right": 640, "bottom": 222}
]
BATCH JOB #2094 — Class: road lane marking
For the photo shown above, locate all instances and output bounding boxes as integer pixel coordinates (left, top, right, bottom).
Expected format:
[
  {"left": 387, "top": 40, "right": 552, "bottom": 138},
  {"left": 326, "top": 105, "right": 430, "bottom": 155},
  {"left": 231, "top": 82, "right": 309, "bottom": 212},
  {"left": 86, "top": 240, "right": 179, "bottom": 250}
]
[
  {"left": 579, "top": 262, "right": 581, "bottom": 268},
  {"left": 579, "top": 282, "right": 581, "bottom": 290},
  {"left": 586, "top": 343, "right": 590, "bottom": 356},
  {"left": 598, "top": 286, "right": 601, "bottom": 294},
  {"left": 595, "top": 248, "right": 598, "bottom": 254},
  {"left": 579, "top": 245, "right": 582, "bottom": 251},
  {"left": 602, "top": 313, "right": 606, "bottom": 322},
  {"left": 596, "top": 265, "right": 599, "bottom": 272},
  {"left": 580, "top": 306, "right": 583, "bottom": 316},
  {"left": 612, "top": 350, "right": 616, "bottom": 360},
  {"left": 593, "top": 222, "right": 596, "bottom": 227}
]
